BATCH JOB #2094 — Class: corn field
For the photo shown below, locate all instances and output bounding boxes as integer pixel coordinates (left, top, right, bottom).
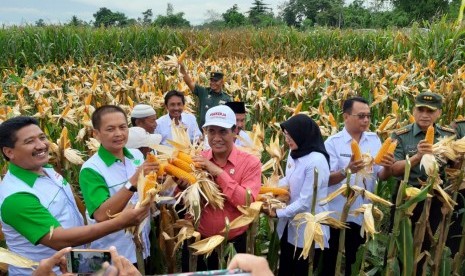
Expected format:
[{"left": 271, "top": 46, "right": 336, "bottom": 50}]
[{"left": 2, "top": 21, "right": 465, "bottom": 275}]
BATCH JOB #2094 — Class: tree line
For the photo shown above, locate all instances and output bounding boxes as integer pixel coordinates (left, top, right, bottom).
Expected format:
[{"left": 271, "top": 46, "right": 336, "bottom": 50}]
[{"left": 34, "top": 0, "right": 462, "bottom": 29}]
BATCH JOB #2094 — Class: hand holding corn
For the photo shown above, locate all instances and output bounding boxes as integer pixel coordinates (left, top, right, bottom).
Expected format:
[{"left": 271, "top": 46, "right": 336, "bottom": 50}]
[
  {"left": 346, "top": 156, "right": 365, "bottom": 174},
  {"left": 128, "top": 160, "right": 160, "bottom": 186},
  {"left": 192, "top": 155, "right": 223, "bottom": 177},
  {"left": 417, "top": 140, "right": 434, "bottom": 157},
  {"left": 116, "top": 202, "right": 152, "bottom": 228},
  {"left": 377, "top": 152, "right": 395, "bottom": 168}
]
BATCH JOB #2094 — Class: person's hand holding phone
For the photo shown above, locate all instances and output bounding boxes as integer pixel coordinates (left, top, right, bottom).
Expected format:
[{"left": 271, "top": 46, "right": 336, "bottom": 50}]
[
  {"left": 228, "top": 253, "right": 273, "bottom": 276},
  {"left": 101, "top": 246, "right": 141, "bottom": 276},
  {"left": 33, "top": 247, "right": 73, "bottom": 276}
]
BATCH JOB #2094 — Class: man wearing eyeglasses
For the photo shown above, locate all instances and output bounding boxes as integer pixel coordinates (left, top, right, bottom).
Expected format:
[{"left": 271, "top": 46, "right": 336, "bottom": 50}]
[
  {"left": 180, "top": 64, "right": 231, "bottom": 126},
  {"left": 324, "top": 96, "right": 394, "bottom": 275}
]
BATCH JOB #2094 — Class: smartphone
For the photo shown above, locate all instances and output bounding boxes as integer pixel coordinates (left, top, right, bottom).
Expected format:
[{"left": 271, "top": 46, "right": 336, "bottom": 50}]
[
  {"left": 66, "top": 249, "right": 111, "bottom": 275},
  {"left": 159, "top": 268, "right": 251, "bottom": 276}
]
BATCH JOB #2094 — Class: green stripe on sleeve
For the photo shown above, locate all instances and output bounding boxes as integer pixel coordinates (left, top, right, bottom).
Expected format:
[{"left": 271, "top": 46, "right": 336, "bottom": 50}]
[{"left": 79, "top": 168, "right": 110, "bottom": 218}]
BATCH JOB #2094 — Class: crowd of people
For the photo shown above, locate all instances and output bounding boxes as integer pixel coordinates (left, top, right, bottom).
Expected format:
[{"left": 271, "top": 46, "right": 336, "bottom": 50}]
[{"left": 0, "top": 62, "right": 464, "bottom": 276}]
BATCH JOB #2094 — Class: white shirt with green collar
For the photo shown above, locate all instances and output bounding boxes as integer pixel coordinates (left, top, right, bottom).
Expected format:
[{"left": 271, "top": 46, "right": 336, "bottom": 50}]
[
  {"left": 0, "top": 163, "right": 84, "bottom": 275},
  {"left": 79, "top": 146, "right": 150, "bottom": 263}
]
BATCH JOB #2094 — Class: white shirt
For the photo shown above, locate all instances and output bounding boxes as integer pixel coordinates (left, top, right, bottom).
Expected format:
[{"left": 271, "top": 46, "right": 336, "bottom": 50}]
[
  {"left": 276, "top": 152, "right": 330, "bottom": 249},
  {"left": 324, "top": 128, "right": 383, "bottom": 225},
  {"left": 155, "top": 112, "right": 202, "bottom": 146},
  {"left": 235, "top": 130, "right": 253, "bottom": 147}
]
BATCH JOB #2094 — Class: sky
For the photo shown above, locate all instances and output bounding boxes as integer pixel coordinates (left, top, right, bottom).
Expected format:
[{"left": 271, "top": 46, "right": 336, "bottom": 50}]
[{"left": 0, "top": 0, "right": 285, "bottom": 26}]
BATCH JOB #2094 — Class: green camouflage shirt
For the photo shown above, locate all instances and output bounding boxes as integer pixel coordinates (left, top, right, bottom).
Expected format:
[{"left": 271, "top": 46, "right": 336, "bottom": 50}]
[
  {"left": 391, "top": 123, "right": 455, "bottom": 186},
  {"left": 193, "top": 84, "right": 231, "bottom": 126}
]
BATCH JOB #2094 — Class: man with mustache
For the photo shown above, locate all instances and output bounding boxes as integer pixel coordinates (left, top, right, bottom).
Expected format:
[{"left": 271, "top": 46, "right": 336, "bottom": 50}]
[
  {"left": 180, "top": 64, "right": 231, "bottom": 126},
  {"left": 0, "top": 116, "right": 150, "bottom": 275},
  {"left": 154, "top": 90, "right": 201, "bottom": 146}
]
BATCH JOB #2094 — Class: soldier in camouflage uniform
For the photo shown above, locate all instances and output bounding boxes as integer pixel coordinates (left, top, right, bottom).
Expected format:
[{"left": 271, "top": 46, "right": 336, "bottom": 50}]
[{"left": 391, "top": 91, "right": 459, "bottom": 258}]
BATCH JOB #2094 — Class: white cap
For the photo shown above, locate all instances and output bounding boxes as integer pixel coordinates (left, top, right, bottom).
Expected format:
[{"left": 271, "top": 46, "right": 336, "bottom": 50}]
[
  {"left": 130, "top": 104, "right": 156, "bottom": 118},
  {"left": 126, "top": 127, "right": 161, "bottom": 148},
  {"left": 203, "top": 105, "right": 236, "bottom": 129}
]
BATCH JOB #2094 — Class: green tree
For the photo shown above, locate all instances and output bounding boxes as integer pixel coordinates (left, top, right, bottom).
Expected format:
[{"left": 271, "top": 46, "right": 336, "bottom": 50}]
[
  {"left": 223, "top": 4, "right": 247, "bottom": 27},
  {"left": 142, "top": 9, "right": 153, "bottom": 25},
  {"left": 153, "top": 3, "right": 190, "bottom": 28},
  {"left": 93, "top": 7, "right": 128, "bottom": 27},
  {"left": 35, "top": 19, "right": 46, "bottom": 27},
  {"left": 68, "top": 15, "right": 87, "bottom": 26},
  {"left": 279, "top": 0, "right": 344, "bottom": 27},
  {"left": 391, "top": 0, "right": 449, "bottom": 21},
  {"left": 248, "top": 0, "right": 273, "bottom": 26}
]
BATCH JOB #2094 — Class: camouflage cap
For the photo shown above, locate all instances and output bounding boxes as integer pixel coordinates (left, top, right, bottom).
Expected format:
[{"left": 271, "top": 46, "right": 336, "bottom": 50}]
[{"left": 415, "top": 92, "right": 442, "bottom": 110}]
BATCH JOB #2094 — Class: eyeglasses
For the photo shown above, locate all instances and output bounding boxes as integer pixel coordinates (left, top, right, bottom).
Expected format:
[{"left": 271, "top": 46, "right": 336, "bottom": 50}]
[{"left": 350, "top": 113, "right": 371, "bottom": 119}]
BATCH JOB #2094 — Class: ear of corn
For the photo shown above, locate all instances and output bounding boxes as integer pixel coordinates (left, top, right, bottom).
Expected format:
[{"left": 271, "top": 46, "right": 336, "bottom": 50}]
[
  {"left": 165, "top": 163, "right": 196, "bottom": 184},
  {"left": 377, "top": 116, "right": 391, "bottom": 132},
  {"left": 351, "top": 139, "right": 362, "bottom": 161},
  {"left": 177, "top": 49, "right": 188, "bottom": 63},
  {"left": 425, "top": 125, "right": 435, "bottom": 145},
  {"left": 374, "top": 137, "right": 392, "bottom": 164},
  {"left": 387, "top": 140, "right": 398, "bottom": 154},
  {"left": 171, "top": 158, "right": 193, "bottom": 173},
  {"left": 177, "top": 151, "right": 193, "bottom": 165},
  {"left": 259, "top": 186, "right": 290, "bottom": 196},
  {"left": 147, "top": 153, "right": 158, "bottom": 163}
]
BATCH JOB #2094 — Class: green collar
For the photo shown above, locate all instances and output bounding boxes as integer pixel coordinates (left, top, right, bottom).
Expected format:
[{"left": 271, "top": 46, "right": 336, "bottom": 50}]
[
  {"left": 97, "top": 146, "right": 134, "bottom": 167},
  {"left": 9, "top": 163, "right": 53, "bottom": 187}
]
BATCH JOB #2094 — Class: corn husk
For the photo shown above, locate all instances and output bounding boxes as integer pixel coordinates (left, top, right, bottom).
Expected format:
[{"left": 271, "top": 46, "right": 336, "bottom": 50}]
[
  {"left": 351, "top": 204, "right": 384, "bottom": 238},
  {"left": 0, "top": 247, "right": 38, "bottom": 269},
  {"left": 292, "top": 211, "right": 347, "bottom": 259},
  {"left": 222, "top": 201, "right": 263, "bottom": 232},
  {"left": 189, "top": 235, "right": 225, "bottom": 257}
]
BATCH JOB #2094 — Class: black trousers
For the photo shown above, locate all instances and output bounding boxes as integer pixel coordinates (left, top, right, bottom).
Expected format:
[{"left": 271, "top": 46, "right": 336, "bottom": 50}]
[
  {"left": 323, "top": 222, "right": 364, "bottom": 276},
  {"left": 278, "top": 225, "right": 327, "bottom": 276},
  {"left": 181, "top": 231, "right": 247, "bottom": 272}
]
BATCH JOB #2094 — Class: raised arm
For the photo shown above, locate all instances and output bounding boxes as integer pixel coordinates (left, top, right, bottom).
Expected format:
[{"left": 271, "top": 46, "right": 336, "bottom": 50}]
[{"left": 179, "top": 63, "right": 195, "bottom": 92}]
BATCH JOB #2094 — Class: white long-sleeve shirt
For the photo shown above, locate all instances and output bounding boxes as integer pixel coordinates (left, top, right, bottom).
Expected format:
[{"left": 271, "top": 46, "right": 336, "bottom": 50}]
[
  {"left": 155, "top": 112, "right": 202, "bottom": 146},
  {"left": 276, "top": 151, "right": 330, "bottom": 249}
]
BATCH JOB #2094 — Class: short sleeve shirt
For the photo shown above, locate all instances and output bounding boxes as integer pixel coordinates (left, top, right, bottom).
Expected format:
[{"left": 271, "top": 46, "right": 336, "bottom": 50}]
[
  {"left": 391, "top": 123, "right": 456, "bottom": 186},
  {"left": 193, "top": 84, "right": 231, "bottom": 126}
]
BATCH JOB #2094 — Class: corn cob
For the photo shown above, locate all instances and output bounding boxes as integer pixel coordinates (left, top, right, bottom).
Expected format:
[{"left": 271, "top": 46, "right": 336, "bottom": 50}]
[
  {"left": 377, "top": 116, "right": 391, "bottom": 132},
  {"left": 329, "top": 113, "right": 337, "bottom": 128},
  {"left": 147, "top": 153, "right": 158, "bottom": 163},
  {"left": 374, "top": 137, "right": 392, "bottom": 164},
  {"left": 177, "top": 49, "right": 188, "bottom": 63},
  {"left": 143, "top": 173, "right": 157, "bottom": 200},
  {"left": 351, "top": 139, "right": 362, "bottom": 161},
  {"left": 387, "top": 140, "right": 398, "bottom": 154},
  {"left": 391, "top": 101, "right": 399, "bottom": 114},
  {"left": 171, "top": 158, "right": 193, "bottom": 173},
  {"left": 259, "top": 186, "right": 290, "bottom": 196},
  {"left": 165, "top": 164, "right": 196, "bottom": 184},
  {"left": 177, "top": 151, "right": 193, "bottom": 165},
  {"left": 425, "top": 125, "right": 434, "bottom": 145}
]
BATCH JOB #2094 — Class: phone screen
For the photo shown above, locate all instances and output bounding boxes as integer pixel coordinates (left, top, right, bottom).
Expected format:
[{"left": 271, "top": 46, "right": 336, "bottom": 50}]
[{"left": 67, "top": 250, "right": 111, "bottom": 274}]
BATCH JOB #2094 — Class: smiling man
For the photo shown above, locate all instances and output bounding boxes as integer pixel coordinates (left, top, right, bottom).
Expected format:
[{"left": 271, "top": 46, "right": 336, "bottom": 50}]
[
  {"left": 179, "top": 64, "right": 231, "bottom": 126},
  {"left": 178, "top": 105, "right": 261, "bottom": 271},
  {"left": 0, "top": 116, "right": 150, "bottom": 275},
  {"left": 130, "top": 104, "right": 158, "bottom": 134},
  {"left": 79, "top": 105, "right": 160, "bottom": 266},
  {"left": 154, "top": 90, "right": 202, "bottom": 146}
]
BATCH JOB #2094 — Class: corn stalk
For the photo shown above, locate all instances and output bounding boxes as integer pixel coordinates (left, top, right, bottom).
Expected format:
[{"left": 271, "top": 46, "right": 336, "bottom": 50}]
[
  {"left": 335, "top": 171, "right": 356, "bottom": 276},
  {"left": 246, "top": 189, "right": 257, "bottom": 254},
  {"left": 385, "top": 158, "right": 411, "bottom": 276},
  {"left": 307, "top": 168, "right": 319, "bottom": 276},
  {"left": 188, "top": 200, "right": 200, "bottom": 272}
]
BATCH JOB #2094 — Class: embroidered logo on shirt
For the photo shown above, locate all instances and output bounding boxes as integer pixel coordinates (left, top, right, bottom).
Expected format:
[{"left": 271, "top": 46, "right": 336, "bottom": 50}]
[
  {"left": 133, "top": 159, "right": 142, "bottom": 166},
  {"left": 219, "top": 100, "right": 226, "bottom": 105},
  {"left": 288, "top": 164, "right": 292, "bottom": 168},
  {"left": 229, "top": 169, "right": 235, "bottom": 175},
  {"left": 340, "top": 153, "right": 351, "bottom": 157}
]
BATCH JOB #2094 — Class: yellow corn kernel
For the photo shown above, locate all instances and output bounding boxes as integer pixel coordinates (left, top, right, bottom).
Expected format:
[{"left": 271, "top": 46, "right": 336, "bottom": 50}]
[
  {"left": 351, "top": 139, "right": 362, "bottom": 161},
  {"left": 158, "top": 163, "right": 166, "bottom": 175},
  {"left": 377, "top": 116, "right": 390, "bottom": 132},
  {"left": 177, "top": 151, "right": 193, "bottom": 165},
  {"left": 171, "top": 158, "right": 193, "bottom": 173},
  {"left": 391, "top": 101, "right": 399, "bottom": 114},
  {"left": 259, "top": 186, "right": 290, "bottom": 196},
  {"left": 147, "top": 153, "right": 158, "bottom": 163},
  {"left": 387, "top": 140, "right": 398, "bottom": 154},
  {"left": 178, "top": 49, "right": 188, "bottom": 63},
  {"left": 328, "top": 113, "right": 337, "bottom": 128},
  {"left": 143, "top": 173, "right": 157, "bottom": 199},
  {"left": 165, "top": 164, "right": 196, "bottom": 184},
  {"left": 425, "top": 125, "right": 434, "bottom": 145},
  {"left": 374, "top": 137, "right": 392, "bottom": 164}
]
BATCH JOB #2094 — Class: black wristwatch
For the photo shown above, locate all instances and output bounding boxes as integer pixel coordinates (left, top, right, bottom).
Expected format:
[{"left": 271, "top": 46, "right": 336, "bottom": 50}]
[{"left": 124, "top": 181, "right": 137, "bottom": 192}]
